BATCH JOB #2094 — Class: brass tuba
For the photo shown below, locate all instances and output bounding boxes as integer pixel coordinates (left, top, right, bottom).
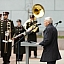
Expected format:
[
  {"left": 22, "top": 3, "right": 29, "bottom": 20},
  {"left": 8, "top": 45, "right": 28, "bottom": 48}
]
[
  {"left": 32, "top": 4, "right": 45, "bottom": 18},
  {"left": 24, "top": 4, "right": 45, "bottom": 32}
]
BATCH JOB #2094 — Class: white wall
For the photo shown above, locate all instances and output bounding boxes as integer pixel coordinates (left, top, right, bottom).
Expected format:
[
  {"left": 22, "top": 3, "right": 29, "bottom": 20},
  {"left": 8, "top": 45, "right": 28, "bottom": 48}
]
[{"left": 0, "top": 0, "right": 64, "bottom": 31}]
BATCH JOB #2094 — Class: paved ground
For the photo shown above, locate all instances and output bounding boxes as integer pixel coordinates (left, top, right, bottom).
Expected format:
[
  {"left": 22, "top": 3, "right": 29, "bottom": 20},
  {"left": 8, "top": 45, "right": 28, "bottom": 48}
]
[
  {"left": 0, "top": 38, "right": 64, "bottom": 64},
  {"left": 0, "top": 50, "right": 64, "bottom": 64}
]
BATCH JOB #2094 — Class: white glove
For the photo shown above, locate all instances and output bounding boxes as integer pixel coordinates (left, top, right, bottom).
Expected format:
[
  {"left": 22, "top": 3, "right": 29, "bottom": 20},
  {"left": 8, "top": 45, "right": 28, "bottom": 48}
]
[
  {"left": 5, "top": 31, "right": 9, "bottom": 36},
  {"left": 36, "top": 43, "right": 39, "bottom": 45},
  {"left": 26, "top": 28, "right": 32, "bottom": 32},
  {"left": 9, "top": 39, "right": 12, "bottom": 42}
]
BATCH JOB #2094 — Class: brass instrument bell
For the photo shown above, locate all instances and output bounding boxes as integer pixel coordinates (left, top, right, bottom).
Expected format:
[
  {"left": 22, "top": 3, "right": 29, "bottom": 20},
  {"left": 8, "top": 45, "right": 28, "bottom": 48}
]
[{"left": 32, "top": 4, "right": 45, "bottom": 18}]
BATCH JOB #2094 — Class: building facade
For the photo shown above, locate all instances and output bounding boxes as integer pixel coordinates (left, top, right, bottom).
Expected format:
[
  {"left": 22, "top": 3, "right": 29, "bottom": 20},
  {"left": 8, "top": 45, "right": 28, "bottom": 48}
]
[{"left": 0, "top": 0, "right": 64, "bottom": 35}]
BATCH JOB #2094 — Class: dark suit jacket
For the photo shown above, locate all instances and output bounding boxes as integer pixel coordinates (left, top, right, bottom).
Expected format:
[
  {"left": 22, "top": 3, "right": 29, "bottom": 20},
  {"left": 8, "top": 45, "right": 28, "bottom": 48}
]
[{"left": 39, "top": 24, "right": 61, "bottom": 62}]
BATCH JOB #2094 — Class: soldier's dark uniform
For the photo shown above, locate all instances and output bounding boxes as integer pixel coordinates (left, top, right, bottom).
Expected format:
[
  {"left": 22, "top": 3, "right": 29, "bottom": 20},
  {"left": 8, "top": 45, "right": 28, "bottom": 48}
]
[
  {"left": 14, "top": 20, "right": 26, "bottom": 61},
  {"left": 0, "top": 12, "right": 15, "bottom": 64},
  {"left": 0, "top": 20, "right": 1, "bottom": 52},
  {"left": 0, "top": 14, "right": 2, "bottom": 51},
  {"left": 26, "top": 20, "right": 39, "bottom": 58}
]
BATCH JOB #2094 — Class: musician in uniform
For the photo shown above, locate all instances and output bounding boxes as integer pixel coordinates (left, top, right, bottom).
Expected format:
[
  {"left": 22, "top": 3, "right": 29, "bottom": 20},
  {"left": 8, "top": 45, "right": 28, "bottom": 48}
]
[
  {"left": 0, "top": 14, "right": 2, "bottom": 57},
  {"left": 13, "top": 19, "right": 26, "bottom": 61},
  {"left": 26, "top": 15, "right": 39, "bottom": 58},
  {"left": 0, "top": 12, "right": 15, "bottom": 64},
  {"left": 0, "top": 14, "right": 2, "bottom": 50}
]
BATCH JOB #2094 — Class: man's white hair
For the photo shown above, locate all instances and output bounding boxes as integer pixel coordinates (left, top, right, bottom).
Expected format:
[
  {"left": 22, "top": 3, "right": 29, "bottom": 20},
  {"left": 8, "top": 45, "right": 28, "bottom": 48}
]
[{"left": 44, "top": 17, "right": 53, "bottom": 23}]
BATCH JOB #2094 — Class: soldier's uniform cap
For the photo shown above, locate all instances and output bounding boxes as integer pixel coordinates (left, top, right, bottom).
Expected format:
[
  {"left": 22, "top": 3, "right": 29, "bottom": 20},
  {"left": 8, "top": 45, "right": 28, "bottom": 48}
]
[
  {"left": 30, "top": 15, "right": 34, "bottom": 18},
  {"left": 0, "top": 14, "right": 2, "bottom": 17},
  {"left": 3, "top": 12, "right": 9, "bottom": 15},
  {"left": 16, "top": 19, "right": 21, "bottom": 23}
]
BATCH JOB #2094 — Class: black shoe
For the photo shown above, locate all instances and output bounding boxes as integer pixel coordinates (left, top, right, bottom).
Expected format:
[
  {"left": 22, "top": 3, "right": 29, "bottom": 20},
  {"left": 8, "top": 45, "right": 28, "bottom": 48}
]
[
  {"left": 19, "top": 59, "right": 22, "bottom": 61},
  {"left": 2, "top": 62, "right": 6, "bottom": 64},
  {"left": 16, "top": 59, "right": 22, "bottom": 61},
  {"left": 29, "top": 56, "right": 31, "bottom": 58},
  {"left": 6, "top": 63, "right": 9, "bottom": 64},
  {"left": 2, "top": 63, "right": 8, "bottom": 64},
  {"left": 8, "top": 61, "right": 10, "bottom": 63},
  {"left": 34, "top": 56, "right": 37, "bottom": 58}
]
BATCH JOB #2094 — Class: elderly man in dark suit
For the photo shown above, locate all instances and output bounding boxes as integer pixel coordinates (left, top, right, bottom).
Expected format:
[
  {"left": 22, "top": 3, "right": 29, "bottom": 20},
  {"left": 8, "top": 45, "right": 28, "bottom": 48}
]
[{"left": 39, "top": 17, "right": 61, "bottom": 64}]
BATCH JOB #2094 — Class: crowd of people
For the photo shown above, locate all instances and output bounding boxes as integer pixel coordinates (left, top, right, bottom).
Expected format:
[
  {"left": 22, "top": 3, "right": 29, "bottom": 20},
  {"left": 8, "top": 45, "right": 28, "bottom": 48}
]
[{"left": 0, "top": 12, "right": 61, "bottom": 64}]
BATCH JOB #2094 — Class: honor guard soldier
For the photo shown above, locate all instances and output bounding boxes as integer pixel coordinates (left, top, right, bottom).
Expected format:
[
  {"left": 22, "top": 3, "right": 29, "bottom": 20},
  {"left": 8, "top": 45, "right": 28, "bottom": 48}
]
[
  {"left": 0, "top": 14, "right": 2, "bottom": 57},
  {"left": 0, "top": 12, "right": 15, "bottom": 64},
  {"left": 26, "top": 15, "right": 39, "bottom": 58},
  {"left": 13, "top": 19, "right": 26, "bottom": 62}
]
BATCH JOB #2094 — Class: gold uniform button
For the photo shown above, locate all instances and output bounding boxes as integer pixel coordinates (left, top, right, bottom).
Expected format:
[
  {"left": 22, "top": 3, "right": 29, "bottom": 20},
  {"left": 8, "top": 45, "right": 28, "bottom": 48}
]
[
  {"left": 1, "top": 24, "right": 3, "bottom": 26},
  {"left": 1, "top": 32, "right": 3, "bottom": 33},
  {"left": 29, "top": 23, "right": 30, "bottom": 24},
  {"left": 1, "top": 30, "right": 3, "bottom": 31},
  {"left": 1, "top": 27, "right": 3, "bottom": 28},
  {"left": 1, "top": 23, "right": 3, "bottom": 24},
  {"left": 19, "top": 32, "right": 20, "bottom": 33}
]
